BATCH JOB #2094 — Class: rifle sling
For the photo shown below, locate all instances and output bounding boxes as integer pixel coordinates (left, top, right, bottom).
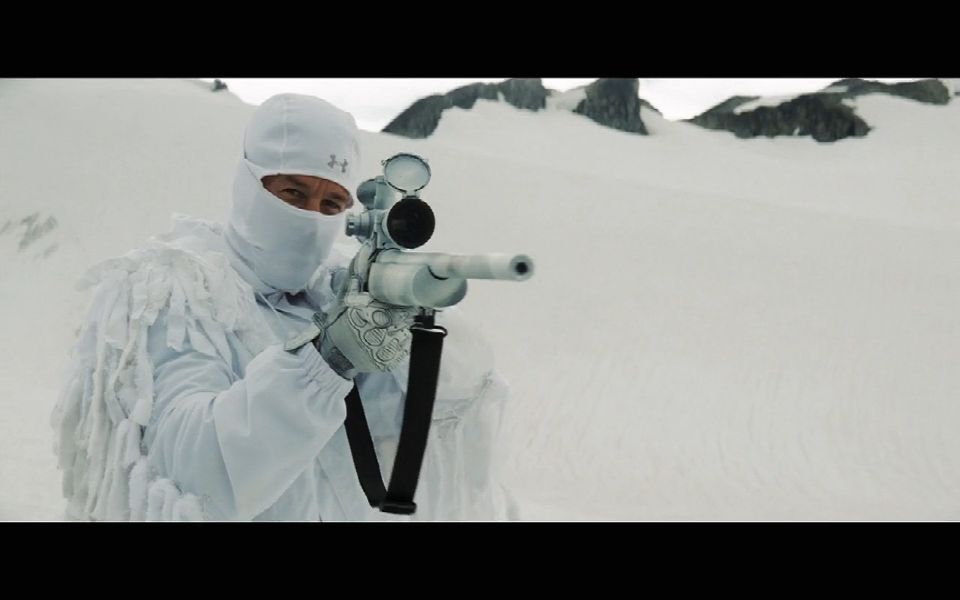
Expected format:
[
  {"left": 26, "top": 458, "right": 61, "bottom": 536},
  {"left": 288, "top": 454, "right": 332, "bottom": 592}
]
[{"left": 343, "top": 314, "right": 448, "bottom": 515}]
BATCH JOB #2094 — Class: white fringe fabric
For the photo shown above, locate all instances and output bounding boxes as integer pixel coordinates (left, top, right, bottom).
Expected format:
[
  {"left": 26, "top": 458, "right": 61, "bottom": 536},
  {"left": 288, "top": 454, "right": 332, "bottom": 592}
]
[{"left": 51, "top": 220, "right": 273, "bottom": 521}]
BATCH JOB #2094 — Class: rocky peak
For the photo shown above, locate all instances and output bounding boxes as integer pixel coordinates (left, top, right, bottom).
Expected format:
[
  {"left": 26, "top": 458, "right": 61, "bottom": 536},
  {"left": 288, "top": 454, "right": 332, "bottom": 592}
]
[
  {"left": 688, "top": 78, "right": 950, "bottom": 143},
  {"left": 382, "top": 78, "right": 549, "bottom": 139},
  {"left": 572, "top": 78, "right": 649, "bottom": 135}
]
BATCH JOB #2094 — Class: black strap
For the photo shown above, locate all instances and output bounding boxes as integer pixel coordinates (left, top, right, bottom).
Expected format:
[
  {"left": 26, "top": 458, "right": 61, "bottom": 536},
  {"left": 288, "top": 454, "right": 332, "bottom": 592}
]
[
  {"left": 343, "top": 385, "right": 387, "bottom": 507},
  {"left": 342, "top": 314, "right": 448, "bottom": 515}
]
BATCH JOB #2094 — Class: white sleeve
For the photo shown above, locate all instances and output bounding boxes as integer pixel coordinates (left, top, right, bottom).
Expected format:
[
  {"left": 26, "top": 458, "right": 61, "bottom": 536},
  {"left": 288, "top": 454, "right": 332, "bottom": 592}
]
[
  {"left": 144, "top": 314, "right": 353, "bottom": 520},
  {"left": 426, "top": 306, "right": 497, "bottom": 416},
  {"left": 416, "top": 370, "right": 514, "bottom": 520}
]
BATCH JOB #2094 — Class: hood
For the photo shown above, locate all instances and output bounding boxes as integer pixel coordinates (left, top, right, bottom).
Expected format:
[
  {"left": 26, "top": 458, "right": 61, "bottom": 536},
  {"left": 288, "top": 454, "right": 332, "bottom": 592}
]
[{"left": 223, "top": 93, "right": 362, "bottom": 294}]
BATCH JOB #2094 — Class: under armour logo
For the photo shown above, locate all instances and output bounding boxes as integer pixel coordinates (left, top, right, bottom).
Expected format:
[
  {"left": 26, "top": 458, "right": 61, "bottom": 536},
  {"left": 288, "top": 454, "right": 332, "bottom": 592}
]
[{"left": 328, "top": 154, "right": 349, "bottom": 173}]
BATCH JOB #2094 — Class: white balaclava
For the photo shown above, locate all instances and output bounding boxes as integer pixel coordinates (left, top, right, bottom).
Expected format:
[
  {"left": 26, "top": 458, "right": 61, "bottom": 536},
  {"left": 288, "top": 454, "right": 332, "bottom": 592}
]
[{"left": 225, "top": 93, "right": 361, "bottom": 293}]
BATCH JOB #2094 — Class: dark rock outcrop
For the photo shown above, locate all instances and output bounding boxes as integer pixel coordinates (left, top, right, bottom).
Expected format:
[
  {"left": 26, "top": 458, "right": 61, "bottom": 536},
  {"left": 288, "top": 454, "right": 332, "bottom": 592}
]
[
  {"left": 573, "top": 78, "right": 648, "bottom": 134},
  {"left": 690, "top": 94, "right": 871, "bottom": 143},
  {"left": 498, "top": 78, "right": 549, "bottom": 110},
  {"left": 383, "top": 78, "right": 549, "bottom": 138},
  {"left": 832, "top": 78, "right": 950, "bottom": 105},
  {"left": 688, "top": 78, "right": 950, "bottom": 143}
]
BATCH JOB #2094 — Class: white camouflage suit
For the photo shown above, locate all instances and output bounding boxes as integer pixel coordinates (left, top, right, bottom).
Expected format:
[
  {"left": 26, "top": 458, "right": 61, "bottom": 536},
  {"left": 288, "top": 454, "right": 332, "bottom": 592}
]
[{"left": 51, "top": 94, "right": 515, "bottom": 521}]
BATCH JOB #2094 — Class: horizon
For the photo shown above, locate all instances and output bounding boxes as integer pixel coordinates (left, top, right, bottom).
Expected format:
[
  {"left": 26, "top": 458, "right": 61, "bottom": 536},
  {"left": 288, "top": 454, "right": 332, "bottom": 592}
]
[{"left": 202, "top": 77, "right": 924, "bottom": 131}]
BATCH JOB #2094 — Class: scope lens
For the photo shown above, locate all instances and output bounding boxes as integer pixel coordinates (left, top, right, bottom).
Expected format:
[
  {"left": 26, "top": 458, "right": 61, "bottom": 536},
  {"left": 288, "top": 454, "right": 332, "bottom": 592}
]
[
  {"left": 386, "top": 197, "right": 435, "bottom": 249},
  {"left": 383, "top": 153, "right": 431, "bottom": 193}
]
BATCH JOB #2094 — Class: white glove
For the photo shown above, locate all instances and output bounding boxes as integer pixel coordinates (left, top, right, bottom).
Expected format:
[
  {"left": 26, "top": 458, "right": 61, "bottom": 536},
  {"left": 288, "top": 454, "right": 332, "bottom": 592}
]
[
  {"left": 288, "top": 254, "right": 417, "bottom": 379},
  {"left": 312, "top": 291, "right": 416, "bottom": 380}
]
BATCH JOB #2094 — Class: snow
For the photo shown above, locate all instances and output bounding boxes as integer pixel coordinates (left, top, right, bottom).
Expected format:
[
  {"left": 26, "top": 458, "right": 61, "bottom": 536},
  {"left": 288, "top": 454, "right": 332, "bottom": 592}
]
[
  {"left": 823, "top": 84, "right": 850, "bottom": 94},
  {"left": 545, "top": 86, "right": 588, "bottom": 112},
  {"left": 3, "top": 79, "right": 960, "bottom": 520},
  {"left": 733, "top": 94, "right": 801, "bottom": 114}
]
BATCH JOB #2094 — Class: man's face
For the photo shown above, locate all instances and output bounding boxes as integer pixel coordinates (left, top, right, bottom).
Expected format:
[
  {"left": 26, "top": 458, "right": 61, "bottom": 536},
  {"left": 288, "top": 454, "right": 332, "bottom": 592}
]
[{"left": 262, "top": 174, "right": 353, "bottom": 216}]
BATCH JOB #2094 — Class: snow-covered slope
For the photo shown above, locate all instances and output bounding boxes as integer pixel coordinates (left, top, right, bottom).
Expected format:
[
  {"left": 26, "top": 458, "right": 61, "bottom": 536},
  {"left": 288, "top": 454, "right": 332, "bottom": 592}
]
[
  {"left": 733, "top": 94, "right": 801, "bottom": 113},
  {"left": 2, "top": 79, "right": 959, "bottom": 520}
]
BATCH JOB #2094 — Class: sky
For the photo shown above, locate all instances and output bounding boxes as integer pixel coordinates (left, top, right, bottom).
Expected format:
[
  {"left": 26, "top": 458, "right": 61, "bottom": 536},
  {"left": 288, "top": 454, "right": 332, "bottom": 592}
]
[
  {"left": 202, "top": 77, "right": 923, "bottom": 131},
  {"left": 4, "top": 78, "right": 958, "bottom": 520}
]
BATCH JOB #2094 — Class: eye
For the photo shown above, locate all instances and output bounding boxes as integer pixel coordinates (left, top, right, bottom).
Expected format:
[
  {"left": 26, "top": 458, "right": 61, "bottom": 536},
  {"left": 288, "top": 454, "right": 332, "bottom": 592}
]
[
  {"left": 320, "top": 198, "right": 342, "bottom": 214},
  {"left": 283, "top": 189, "right": 307, "bottom": 203}
]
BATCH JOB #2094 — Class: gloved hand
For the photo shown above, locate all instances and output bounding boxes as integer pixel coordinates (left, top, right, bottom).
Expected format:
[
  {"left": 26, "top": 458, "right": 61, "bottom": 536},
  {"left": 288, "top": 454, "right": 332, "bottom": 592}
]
[{"left": 312, "top": 291, "right": 416, "bottom": 380}]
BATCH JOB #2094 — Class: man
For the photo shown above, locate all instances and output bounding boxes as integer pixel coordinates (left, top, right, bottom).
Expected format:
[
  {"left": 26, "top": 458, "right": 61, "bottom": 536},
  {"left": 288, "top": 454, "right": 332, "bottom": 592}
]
[{"left": 51, "top": 93, "right": 514, "bottom": 521}]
